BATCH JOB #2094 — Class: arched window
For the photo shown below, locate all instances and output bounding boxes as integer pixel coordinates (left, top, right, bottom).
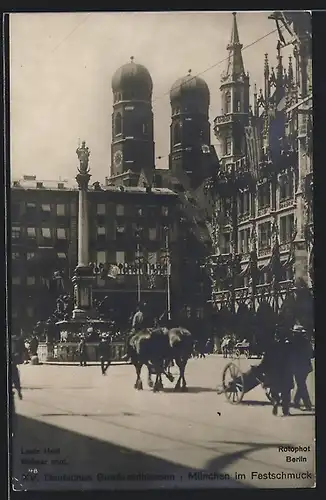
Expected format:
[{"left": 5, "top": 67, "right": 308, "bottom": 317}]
[
  {"left": 115, "top": 113, "right": 122, "bottom": 136},
  {"left": 173, "top": 122, "right": 181, "bottom": 145},
  {"left": 225, "top": 92, "right": 231, "bottom": 113}
]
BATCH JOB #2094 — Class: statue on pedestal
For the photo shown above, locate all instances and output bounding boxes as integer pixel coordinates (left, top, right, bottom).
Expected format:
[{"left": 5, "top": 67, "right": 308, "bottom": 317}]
[{"left": 76, "top": 141, "right": 90, "bottom": 174}]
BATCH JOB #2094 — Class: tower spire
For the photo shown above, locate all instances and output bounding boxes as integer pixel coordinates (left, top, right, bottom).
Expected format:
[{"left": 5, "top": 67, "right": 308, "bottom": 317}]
[
  {"left": 228, "top": 12, "right": 241, "bottom": 46},
  {"left": 275, "top": 40, "right": 285, "bottom": 101},
  {"left": 276, "top": 40, "right": 283, "bottom": 85},
  {"left": 225, "top": 12, "right": 245, "bottom": 81}
]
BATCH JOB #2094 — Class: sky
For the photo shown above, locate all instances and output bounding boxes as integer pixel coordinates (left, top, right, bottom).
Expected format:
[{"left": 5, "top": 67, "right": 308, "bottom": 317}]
[{"left": 9, "top": 11, "right": 292, "bottom": 185}]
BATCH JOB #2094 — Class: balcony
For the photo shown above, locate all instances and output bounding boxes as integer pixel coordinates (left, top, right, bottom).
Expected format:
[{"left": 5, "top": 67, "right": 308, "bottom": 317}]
[
  {"left": 214, "top": 114, "right": 232, "bottom": 126},
  {"left": 257, "top": 206, "right": 270, "bottom": 217},
  {"left": 94, "top": 269, "right": 167, "bottom": 292},
  {"left": 258, "top": 246, "right": 271, "bottom": 257},
  {"left": 279, "top": 198, "right": 294, "bottom": 210},
  {"left": 238, "top": 212, "right": 250, "bottom": 223}
]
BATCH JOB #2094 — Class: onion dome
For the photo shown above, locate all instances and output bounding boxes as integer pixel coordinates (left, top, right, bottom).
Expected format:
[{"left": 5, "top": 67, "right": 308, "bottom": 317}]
[
  {"left": 170, "top": 69, "right": 210, "bottom": 107},
  {"left": 112, "top": 56, "right": 153, "bottom": 101}
]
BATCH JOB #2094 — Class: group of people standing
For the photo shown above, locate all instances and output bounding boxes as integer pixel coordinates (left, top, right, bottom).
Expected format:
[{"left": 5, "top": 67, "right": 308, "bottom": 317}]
[
  {"left": 260, "top": 323, "right": 314, "bottom": 416},
  {"left": 77, "top": 335, "right": 112, "bottom": 375}
]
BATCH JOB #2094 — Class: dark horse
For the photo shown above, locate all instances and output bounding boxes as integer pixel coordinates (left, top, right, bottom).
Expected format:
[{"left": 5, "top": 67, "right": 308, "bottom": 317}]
[
  {"left": 127, "top": 327, "right": 173, "bottom": 392},
  {"left": 127, "top": 326, "right": 193, "bottom": 392},
  {"left": 166, "top": 327, "right": 193, "bottom": 392}
]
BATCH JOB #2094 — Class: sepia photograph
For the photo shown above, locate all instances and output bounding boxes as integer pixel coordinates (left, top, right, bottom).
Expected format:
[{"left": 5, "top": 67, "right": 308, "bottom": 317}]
[{"left": 7, "top": 10, "right": 314, "bottom": 490}]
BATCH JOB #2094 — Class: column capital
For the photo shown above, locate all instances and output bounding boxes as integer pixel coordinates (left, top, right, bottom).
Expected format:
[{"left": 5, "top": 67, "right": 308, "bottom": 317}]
[{"left": 76, "top": 173, "right": 91, "bottom": 190}]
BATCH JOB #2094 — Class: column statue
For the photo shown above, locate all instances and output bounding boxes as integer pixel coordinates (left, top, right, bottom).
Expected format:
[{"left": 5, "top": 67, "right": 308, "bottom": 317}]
[{"left": 76, "top": 141, "right": 91, "bottom": 174}]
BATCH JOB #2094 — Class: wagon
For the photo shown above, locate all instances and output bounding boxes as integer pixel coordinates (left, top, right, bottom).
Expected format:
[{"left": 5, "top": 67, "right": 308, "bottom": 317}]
[
  {"left": 231, "top": 341, "right": 264, "bottom": 360},
  {"left": 232, "top": 341, "right": 250, "bottom": 359},
  {"left": 216, "top": 361, "right": 273, "bottom": 405}
]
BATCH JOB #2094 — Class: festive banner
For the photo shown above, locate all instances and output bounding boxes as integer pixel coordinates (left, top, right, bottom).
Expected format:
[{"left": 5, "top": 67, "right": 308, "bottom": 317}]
[{"left": 244, "top": 123, "right": 262, "bottom": 181}]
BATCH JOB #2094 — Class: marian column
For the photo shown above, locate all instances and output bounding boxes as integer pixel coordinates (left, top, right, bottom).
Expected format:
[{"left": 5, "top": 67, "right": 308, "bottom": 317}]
[{"left": 72, "top": 141, "right": 95, "bottom": 320}]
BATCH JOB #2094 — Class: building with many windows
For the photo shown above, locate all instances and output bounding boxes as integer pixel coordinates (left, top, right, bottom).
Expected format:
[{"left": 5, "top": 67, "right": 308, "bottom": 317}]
[{"left": 10, "top": 177, "right": 181, "bottom": 335}]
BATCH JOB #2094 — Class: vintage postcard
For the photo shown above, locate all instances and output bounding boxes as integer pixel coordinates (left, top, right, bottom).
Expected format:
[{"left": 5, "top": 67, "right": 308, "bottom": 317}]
[{"left": 7, "top": 10, "right": 315, "bottom": 491}]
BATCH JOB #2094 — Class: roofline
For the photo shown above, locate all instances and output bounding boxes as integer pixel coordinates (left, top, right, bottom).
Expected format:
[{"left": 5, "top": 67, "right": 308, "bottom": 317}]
[{"left": 10, "top": 184, "right": 178, "bottom": 196}]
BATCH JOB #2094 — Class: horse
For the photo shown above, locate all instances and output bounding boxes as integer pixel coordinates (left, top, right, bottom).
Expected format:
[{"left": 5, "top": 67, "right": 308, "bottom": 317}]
[
  {"left": 127, "top": 327, "right": 174, "bottom": 392},
  {"left": 167, "top": 327, "right": 193, "bottom": 392},
  {"left": 126, "top": 325, "right": 193, "bottom": 392}
]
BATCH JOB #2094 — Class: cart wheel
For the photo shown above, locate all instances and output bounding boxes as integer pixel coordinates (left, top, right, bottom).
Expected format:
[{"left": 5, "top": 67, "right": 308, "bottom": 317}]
[
  {"left": 234, "top": 349, "right": 241, "bottom": 359},
  {"left": 244, "top": 349, "right": 249, "bottom": 359},
  {"left": 222, "top": 362, "right": 244, "bottom": 405}
]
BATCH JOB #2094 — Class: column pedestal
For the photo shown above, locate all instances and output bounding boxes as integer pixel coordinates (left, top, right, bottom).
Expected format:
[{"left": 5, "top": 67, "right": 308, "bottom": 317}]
[{"left": 72, "top": 265, "right": 96, "bottom": 320}]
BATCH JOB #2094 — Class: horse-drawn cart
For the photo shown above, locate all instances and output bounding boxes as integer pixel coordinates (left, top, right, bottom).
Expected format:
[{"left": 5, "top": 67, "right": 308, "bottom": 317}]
[
  {"left": 216, "top": 361, "right": 273, "bottom": 404},
  {"left": 232, "top": 340, "right": 250, "bottom": 359}
]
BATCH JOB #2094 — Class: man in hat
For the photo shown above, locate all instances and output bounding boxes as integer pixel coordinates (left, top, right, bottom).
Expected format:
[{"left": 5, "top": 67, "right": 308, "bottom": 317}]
[
  {"left": 78, "top": 337, "right": 87, "bottom": 367},
  {"left": 261, "top": 327, "right": 294, "bottom": 416},
  {"left": 131, "top": 304, "right": 145, "bottom": 333},
  {"left": 291, "top": 323, "right": 313, "bottom": 411},
  {"left": 29, "top": 334, "right": 39, "bottom": 357},
  {"left": 98, "top": 334, "right": 111, "bottom": 375}
]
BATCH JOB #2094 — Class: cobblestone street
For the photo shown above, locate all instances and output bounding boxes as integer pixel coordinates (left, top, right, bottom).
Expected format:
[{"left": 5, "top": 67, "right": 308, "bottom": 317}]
[{"left": 12, "top": 355, "right": 315, "bottom": 490}]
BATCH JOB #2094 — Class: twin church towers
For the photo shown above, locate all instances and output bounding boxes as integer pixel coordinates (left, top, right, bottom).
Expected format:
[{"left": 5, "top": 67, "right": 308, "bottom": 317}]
[{"left": 109, "top": 12, "right": 249, "bottom": 190}]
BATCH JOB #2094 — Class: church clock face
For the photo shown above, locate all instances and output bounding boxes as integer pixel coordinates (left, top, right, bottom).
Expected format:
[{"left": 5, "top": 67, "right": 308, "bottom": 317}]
[{"left": 113, "top": 150, "right": 123, "bottom": 168}]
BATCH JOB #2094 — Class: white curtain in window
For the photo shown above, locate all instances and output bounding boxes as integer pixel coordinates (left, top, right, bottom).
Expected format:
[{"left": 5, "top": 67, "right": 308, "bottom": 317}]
[{"left": 57, "top": 204, "right": 65, "bottom": 216}]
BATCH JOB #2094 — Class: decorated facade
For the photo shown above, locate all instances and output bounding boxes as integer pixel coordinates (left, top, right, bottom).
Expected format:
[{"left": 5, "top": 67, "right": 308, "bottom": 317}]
[
  {"left": 203, "top": 11, "right": 313, "bottom": 343},
  {"left": 10, "top": 12, "right": 313, "bottom": 341}
]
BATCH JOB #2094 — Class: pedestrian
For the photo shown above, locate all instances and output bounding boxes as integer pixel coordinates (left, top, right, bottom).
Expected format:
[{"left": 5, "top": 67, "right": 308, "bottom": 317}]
[
  {"left": 12, "top": 355, "right": 23, "bottom": 400},
  {"left": 291, "top": 323, "right": 313, "bottom": 411},
  {"left": 78, "top": 337, "right": 87, "bottom": 367},
  {"left": 98, "top": 334, "right": 111, "bottom": 375},
  {"left": 131, "top": 304, "right": 145, "bottom": 333},
  {"left": 261, "top": 328, "right": 294, "bottom": 417},
  {"left": 29, "top": 334, "right": 39, "bottom": 357}
]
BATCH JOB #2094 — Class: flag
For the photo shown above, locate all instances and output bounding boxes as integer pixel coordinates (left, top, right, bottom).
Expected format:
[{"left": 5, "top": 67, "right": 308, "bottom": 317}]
[
  {"left": 268, "top": 110, "right": 286, "bottom": 159},
  {"left": 244, "top": 123, "right": 262, "bottom": 181},
  {"left": 147, "top": 252, "right": 157, "bottom": 265}
]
